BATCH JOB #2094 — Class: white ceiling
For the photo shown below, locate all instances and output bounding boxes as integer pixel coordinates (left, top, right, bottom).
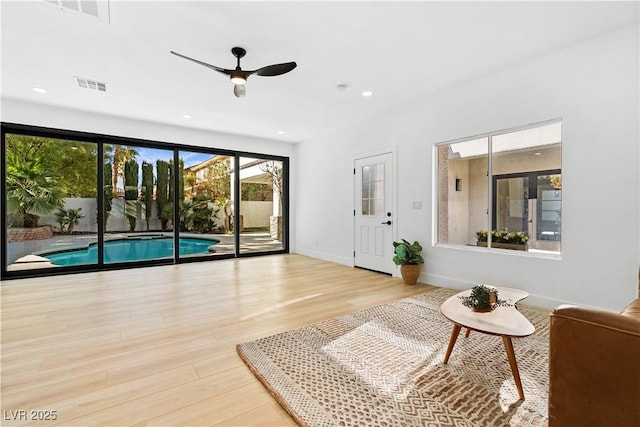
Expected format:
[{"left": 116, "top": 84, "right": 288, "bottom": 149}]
[{"left": 1, "top": 1, "right": 638, "bottom": 143}]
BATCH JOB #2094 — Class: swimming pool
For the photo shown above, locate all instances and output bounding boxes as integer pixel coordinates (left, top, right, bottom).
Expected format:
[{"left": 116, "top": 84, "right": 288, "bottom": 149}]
[{"left": 42, "top": 235, "right": 220, "bottom": 266}]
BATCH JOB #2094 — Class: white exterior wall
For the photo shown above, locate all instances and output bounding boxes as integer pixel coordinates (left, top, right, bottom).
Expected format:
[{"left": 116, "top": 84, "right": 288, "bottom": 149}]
[
  {"left": 446, "top": 158, "right": 470, "bottom": 245},
  {"left": 38, "top": 198, "right": 168, "bottom": 233},
  {"left": 294, "top": 24, "right": 639, "bottom": 311},
  {"left": 240, "top": 201, "right": 273, "bottom": 228},
  {"left": 467, "top": 158, "right": 488, "bottom": 245},
  {"left": 38, "top": 198, "right": 98, "bottom": 233}
]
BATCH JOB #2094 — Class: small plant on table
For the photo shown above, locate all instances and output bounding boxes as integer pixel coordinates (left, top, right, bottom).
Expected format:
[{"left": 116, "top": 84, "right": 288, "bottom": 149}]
[{"left": 459, "top": 284, "right": 511, "bottom": 312}]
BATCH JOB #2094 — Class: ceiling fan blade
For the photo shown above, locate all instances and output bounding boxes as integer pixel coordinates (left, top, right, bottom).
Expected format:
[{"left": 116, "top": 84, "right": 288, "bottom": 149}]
[
  {"left": 253, "top": 62, "right": 297, "bottom": 77},
  {"left": 233, "top": 84, "right": 246, "bottom": 98},
  {"left": 170, "top": 50, "right": 232, "bottom": 75}
]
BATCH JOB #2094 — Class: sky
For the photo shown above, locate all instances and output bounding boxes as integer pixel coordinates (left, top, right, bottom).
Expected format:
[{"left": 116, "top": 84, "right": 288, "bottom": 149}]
[
  {"left": 113, "top": 147, "right": 215, "bottom": 189},
  {"left": 136, "top": 147, "right": 214, "bottom": 170}
]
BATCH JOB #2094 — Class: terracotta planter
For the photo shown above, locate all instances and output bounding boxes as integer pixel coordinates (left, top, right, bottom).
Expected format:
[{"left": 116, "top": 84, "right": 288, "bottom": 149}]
[
  {"left": 476, "top": 241, "right": 528, "bottom": 251},
  {"left": 400, "top": 264, "right": 421, "bottom": 285}
]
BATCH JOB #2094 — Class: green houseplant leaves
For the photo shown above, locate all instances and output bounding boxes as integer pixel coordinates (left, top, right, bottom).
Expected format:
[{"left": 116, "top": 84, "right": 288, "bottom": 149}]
[{"left": 392, "top": 239, "right": 424, "bottom": 265}]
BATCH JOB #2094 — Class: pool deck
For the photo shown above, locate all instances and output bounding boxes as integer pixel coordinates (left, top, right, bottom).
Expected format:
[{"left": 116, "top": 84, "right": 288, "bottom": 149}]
[{"left": 6, "top": 231, "right": 284, "bottom": 271}]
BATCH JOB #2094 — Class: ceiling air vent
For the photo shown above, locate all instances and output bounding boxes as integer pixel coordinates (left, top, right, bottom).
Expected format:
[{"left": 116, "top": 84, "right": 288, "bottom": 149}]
[
  {"left": 75, "top": 77, "right": 107, "bottom": 92},
  {"left": 43, "top": 0, "right": 110, "bottom": 23}
]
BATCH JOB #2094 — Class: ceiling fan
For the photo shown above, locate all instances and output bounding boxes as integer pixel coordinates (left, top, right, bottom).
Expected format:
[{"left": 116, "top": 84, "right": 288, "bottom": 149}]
[{"left": 170, "top": 47, "right": 297, "bottom": 98}]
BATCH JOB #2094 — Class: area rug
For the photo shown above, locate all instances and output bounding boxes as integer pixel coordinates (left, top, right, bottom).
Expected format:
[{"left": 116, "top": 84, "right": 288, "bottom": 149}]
[{"left": 237, "top": 288, "right": 549, "bottom": 426}]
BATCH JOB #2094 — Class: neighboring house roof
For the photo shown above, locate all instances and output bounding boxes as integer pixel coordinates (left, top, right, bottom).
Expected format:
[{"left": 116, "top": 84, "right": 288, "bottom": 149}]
[
  {"left": 184, "top": 155, "right": 230, "bottom": 173},
  {"left": 185, "top": 155, "right": 276, "bottom": 185}
]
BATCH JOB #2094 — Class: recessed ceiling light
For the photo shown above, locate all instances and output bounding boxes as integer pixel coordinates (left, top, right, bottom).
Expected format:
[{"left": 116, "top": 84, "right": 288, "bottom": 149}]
[
  {"left": 362, "top": 90, "right": 373, "bottom": 97},
  {"left": 32, "top": 87, "right": 47, "bottom": 94},
  {"left": 277, "top": 130, "right": 285, "bottom": 135},
  {"left": 182, "top": 114, "right": 192, "bottom": 119}
]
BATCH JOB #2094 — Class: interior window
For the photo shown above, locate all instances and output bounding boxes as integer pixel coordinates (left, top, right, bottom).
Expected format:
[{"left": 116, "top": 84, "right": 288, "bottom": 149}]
[{"left": 437, "top": 120, "right": 562, "bottom": 255}]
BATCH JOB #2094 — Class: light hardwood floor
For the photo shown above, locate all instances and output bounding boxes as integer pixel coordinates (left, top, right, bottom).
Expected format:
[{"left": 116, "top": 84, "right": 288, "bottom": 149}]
[{"left": 1, "top": 254, "right": 435, "bottom": 426}]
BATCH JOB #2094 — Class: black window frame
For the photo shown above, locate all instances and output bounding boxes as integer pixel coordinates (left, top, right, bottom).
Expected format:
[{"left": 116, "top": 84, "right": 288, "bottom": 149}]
[
  {"left": 1, "top": 122, "right": 290, "bottom": 279},
  {"left": 492, "top": 168, "right": 562, "bottom": 239}
]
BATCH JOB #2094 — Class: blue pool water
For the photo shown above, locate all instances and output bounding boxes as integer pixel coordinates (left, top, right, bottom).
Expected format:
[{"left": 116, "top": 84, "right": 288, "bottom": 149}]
[{"left": 43, "top": 236, "right": 219, "bottom": 266}]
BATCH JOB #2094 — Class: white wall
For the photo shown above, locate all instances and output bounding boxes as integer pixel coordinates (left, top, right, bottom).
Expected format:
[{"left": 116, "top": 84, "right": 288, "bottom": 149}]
[
  {"left": 2, "top": 24, "right": 637, "bottom": 311},
  {"left": 294, "top": 24, "right": 639, "bottom": 311},
  {"left": 1, "top": 101, "right": 295, "bottom": 159}
]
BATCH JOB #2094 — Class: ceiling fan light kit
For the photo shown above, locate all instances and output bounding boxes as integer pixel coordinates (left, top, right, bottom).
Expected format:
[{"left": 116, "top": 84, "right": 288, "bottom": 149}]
[
  {"left": 170, "top": 46, "right": 296, "bottom": 98},
  {"left": 230, "top": 74, "right": 247, "bottom": 85}
]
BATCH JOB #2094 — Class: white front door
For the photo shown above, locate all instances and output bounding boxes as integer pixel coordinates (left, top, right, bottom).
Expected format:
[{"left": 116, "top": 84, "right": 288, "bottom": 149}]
[{"left": 354, "top": 152, "right": 394, "bottom": 274}]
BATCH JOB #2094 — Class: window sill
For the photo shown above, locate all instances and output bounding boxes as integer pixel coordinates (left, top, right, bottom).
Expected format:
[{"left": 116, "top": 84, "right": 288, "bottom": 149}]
[{"left": 435, "top": 243, "right": 562, "bottom": 260}]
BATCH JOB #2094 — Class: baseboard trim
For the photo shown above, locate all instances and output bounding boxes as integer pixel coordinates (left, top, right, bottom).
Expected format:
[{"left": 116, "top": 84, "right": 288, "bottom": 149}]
[
  {"left": 423, "top": 273, "right": 566, "bottom": 310},
  {"left": 292, "top": 248, "right": 353, "bottom": 267}
]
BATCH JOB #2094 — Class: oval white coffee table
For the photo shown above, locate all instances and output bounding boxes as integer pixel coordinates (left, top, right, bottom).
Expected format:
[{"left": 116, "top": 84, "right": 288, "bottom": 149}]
[{"left": 440, "top": 287, "right": 535, "bottom": 400}]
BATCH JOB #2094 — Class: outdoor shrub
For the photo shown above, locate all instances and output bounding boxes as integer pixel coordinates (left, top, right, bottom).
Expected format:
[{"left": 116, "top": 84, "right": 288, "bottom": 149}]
[
  {"left": 181, "top": 198, "right": 219, "bottom": 234},
  {"left": 55, "top": 207, "right": 85, "bottom": 233},
  {"left": 124, "top": 159, "right": 139, "bottom": 232}
]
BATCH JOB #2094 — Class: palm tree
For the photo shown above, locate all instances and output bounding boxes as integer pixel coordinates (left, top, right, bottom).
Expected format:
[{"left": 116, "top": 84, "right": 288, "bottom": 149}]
[
  {"left": 54, "top": 207, "right": 86, "bottom": 233},
  {"left": 6, "top": 152, "right": 65, "bottom": 227}
]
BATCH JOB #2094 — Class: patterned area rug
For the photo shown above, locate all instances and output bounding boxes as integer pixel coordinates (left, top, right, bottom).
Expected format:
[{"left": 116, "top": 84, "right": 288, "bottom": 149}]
[{"left": 237, "top": 288, "right": 549, "bottom": 426}]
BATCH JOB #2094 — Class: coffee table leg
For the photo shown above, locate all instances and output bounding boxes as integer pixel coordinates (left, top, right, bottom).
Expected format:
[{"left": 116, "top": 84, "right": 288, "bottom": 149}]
[
  {"left": 502, "top": 336, "right": 525, "bottom": 400},
  {"left": 443, "top": 324, "right": 462, "bottom": 364}
]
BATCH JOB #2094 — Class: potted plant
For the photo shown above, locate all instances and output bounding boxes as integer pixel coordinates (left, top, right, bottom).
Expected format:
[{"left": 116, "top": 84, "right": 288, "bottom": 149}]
[
  {"left": 459, "top": 284, "right": 511, "bottom": 312},
  {"left": 392, "top": 239, "right": 424, "bottom": 285}
]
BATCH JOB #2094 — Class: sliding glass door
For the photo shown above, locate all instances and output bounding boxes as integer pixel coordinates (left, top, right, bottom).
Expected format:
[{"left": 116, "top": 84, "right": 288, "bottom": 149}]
[
  {"left": 494, "top": 176, "right": 529, "bottom": 233},
  {"left": 103, "top": 145, "right": 175, "bottom": 264},
  {"left": 238, "top": 157, "right": 285, "bottom": 253},
  {"left": 2, "top": 124, "right": 289, "bottom": 278},
  {"left": 5, "top": 134, "right": 98, "bottom": 271},
  {"left": 179, "top": 150, "right": 235, "bottom": 257},
  {"left": 492, "top": 170, "right": 561, "bottom": 252}
]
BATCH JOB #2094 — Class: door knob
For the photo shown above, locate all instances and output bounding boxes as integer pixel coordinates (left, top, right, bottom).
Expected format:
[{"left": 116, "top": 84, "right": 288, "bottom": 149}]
[{"left": 381, "top": 220, "right": 392, "bottom": 225}]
